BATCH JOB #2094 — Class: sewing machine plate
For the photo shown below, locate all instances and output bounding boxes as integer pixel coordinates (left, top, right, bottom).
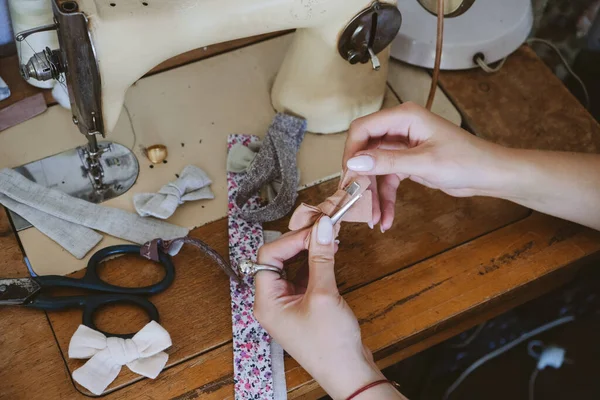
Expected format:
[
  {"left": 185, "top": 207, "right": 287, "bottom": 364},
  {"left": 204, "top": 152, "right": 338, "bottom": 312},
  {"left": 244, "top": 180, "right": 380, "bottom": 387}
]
[{"left": 9, "top": 141, "right": 139, "bottom": 231}]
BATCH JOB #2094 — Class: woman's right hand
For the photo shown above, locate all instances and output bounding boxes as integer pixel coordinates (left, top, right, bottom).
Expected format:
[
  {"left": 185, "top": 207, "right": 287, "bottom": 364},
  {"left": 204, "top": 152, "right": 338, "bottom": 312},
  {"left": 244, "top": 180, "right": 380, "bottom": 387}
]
[{"left": 343, "top": 102, "right": 513, "bottom": 232}]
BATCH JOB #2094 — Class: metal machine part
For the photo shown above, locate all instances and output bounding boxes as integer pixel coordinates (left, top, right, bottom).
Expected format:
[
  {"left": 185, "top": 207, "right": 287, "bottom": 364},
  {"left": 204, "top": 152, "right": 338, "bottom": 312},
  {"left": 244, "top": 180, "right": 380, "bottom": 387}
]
[
  {"left": 417, "top": 0, "right": 475, "bottom": 17},
  {"left": 330, "top": 181, "right": 363, "bottom": 225},
  {"left": 9, "top": 141, "right": 139, "bottom": 232},
  {"left": 53, "top": 0, "right": 106, "bottom": 189},
  {"left": 19, "top": 47, "right": 62, "bottom": 81},
  {"left": 15, "top": 0, "right": 107, "bottom": 191},
  {"left": 52, "top": 0, "right": 104, "bottom": 141},
  {"left": 14, "top": 0, "right": 399, "bottom": 202},
  {"left": 338, "top": 1, "right": 402, "bottom": 70},
  {"left": 14, "top": 23, "right": 58, "bottom": 43},
  {"left": 15, "top": 25, "right": 61, "bottom": 81},
  {"left": 0, "top": 278, "right": 40, "bottom": 305}
]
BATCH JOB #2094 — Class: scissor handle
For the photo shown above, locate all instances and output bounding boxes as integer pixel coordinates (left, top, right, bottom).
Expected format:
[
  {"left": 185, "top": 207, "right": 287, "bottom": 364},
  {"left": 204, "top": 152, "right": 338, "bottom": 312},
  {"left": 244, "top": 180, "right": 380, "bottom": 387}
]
[
  {"left": 36, "top": 245, "right": 175, "bottom": 296},
  {"left": 27, "top": 293, "right": 159, "bottom": 339}
]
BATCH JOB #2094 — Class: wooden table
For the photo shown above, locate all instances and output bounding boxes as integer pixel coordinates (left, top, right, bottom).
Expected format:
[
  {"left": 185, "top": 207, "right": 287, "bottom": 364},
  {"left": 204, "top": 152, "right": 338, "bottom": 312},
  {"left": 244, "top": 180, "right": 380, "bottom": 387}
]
[{"left": 1, "top": 35, "right": 600, "bottom": 400}]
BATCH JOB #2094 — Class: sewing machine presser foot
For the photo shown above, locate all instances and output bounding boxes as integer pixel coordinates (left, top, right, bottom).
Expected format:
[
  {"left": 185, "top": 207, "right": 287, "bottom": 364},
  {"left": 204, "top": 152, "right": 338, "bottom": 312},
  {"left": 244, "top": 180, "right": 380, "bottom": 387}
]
[{"left": 9, "top": 141, "right": 139, "bottom": 231}]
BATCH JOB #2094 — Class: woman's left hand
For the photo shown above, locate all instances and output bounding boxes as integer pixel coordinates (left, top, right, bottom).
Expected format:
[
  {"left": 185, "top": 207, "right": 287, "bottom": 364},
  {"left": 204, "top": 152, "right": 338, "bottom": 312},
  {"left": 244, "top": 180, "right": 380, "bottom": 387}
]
[{"left": 254, "top": 217, "right": 388, "bottom": 399}]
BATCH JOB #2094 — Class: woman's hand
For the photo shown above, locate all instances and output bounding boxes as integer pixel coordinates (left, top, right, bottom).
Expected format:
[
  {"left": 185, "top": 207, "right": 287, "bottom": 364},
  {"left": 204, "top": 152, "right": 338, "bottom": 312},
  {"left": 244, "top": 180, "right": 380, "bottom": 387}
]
[
  {"left": 343, "top": 102, "right": 512, "bottom": 232},
  {"left": 254, "top": 217, "right": 404, "bottom": 399}
]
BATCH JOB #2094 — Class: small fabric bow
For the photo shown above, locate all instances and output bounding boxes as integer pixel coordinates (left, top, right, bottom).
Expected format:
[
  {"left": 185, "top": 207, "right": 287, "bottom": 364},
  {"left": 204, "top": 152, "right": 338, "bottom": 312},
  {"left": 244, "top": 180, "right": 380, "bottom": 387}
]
[
  {"left": 69, "top": 321, "right": 172, "bottom": 395},
  {"left": 288, "top": 175, "right": 373, "bottom": 247},
  {"left": 226, "top": 142, "right": 262, "bottom": 173},
  {"left": 134, "top": 165, "right": 214, "bottom": 219}
]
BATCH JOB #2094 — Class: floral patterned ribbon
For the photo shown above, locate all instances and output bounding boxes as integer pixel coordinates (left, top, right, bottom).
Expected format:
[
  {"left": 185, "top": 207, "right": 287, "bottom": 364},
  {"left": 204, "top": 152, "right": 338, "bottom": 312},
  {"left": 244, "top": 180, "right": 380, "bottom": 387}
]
[{"left": 227, "top": 134, "right": 275, "bottom": 399}]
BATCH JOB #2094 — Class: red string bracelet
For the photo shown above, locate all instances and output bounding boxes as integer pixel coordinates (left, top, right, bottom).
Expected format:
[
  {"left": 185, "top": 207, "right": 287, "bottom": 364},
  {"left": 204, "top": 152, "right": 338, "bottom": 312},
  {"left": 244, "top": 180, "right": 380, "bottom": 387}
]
[{"left": 345, "top": 379, "right": 399, "bottom": 400}]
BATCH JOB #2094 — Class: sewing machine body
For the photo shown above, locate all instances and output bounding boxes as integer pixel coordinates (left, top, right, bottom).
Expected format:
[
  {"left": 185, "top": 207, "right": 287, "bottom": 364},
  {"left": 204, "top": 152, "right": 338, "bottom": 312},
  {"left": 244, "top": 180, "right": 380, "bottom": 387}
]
[
  {"left": 13, "top": 0, "right": 401, "bottom": 200},
  {"left": 75, "top": 0, "right": 397, "bottom": 135},
  {"left": 22, "top": 0, "right": 400, "bottom": 138}
]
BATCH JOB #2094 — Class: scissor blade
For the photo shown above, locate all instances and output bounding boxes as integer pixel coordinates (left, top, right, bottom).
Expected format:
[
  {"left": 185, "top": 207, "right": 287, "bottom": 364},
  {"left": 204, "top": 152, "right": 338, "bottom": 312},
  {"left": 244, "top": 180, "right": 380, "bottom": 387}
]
[{"left": 0, "top": 278, "right": 40, "bottom": 305}]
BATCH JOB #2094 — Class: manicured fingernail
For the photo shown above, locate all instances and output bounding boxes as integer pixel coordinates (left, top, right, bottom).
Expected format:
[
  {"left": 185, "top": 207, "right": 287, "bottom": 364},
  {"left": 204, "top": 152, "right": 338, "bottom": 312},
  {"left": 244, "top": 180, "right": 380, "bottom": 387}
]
[
  {"left": 335, "top": 239, "right": 340, "bottom": 245},
  {"left": 368, "top": 221, "right": 374, "bottom": 230},
  {"left": 380, "top": 225, "right": 386, "bottom": 233},
  {"left": 347, "top": 155, "right": 374, "bottom": 172},
  {"left": 317, "top": 216, "right": 333, "bottom": 245}
]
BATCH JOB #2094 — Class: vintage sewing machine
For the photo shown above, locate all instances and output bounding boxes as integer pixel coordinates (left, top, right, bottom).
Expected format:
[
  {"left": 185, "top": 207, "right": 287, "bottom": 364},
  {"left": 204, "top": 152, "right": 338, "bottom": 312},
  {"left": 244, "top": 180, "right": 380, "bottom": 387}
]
[
  {"left": 14, "top": 0, "right": 402, "bottom": 202},
  {"left": 4, "top": 0, "right": 533, "bottom": 280},
  {"left": 12, "top": 0, "right": 533, "bottom": 204}
]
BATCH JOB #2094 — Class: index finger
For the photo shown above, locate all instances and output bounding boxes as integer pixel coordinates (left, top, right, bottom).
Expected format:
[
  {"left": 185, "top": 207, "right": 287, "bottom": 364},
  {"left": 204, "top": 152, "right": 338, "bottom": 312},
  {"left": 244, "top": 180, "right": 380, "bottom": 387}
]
[
  {"left": 254, "top": 228, "right": 310, "bottom": 302},
  {"left": 343, "top": 103, "right": 423, "bottom": 166},
  {"left": 257, "top": 228, "right": 310, "bottom": 270}
]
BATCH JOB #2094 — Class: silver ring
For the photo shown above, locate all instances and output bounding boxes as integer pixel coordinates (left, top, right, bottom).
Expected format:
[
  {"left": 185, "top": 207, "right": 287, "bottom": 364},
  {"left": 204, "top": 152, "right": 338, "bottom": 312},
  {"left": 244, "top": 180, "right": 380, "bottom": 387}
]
[{"left": 238, "top": 259, "right": 286, "bottom": 279}]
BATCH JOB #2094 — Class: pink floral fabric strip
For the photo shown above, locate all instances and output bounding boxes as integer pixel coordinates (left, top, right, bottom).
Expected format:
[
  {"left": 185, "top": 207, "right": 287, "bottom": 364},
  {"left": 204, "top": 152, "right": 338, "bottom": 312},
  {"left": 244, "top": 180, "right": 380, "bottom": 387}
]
[{"left": 227, "top": 134, "right": 274, "bottom": 399}]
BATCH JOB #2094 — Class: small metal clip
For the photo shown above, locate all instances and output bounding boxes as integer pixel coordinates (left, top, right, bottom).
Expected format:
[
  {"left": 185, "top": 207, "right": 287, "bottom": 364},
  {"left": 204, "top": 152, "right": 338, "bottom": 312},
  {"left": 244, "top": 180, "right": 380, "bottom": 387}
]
[{"left": 331, "top": 182, "right": 363, "bottom": 224}]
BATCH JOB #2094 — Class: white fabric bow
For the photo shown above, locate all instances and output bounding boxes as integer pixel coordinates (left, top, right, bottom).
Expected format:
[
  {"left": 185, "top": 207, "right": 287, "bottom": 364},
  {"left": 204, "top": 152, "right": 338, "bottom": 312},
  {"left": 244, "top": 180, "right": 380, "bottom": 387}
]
[
  {"left": 134, "top": 165, "right": 214, "bottom": 219},
  {"left": 68, "top": 321, "right": 172, "bottom": 395}
]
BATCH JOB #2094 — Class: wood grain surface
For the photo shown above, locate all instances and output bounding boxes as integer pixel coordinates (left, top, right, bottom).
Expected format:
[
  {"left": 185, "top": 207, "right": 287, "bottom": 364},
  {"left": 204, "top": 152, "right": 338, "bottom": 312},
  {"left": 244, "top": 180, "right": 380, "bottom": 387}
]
[
  {"left": 45, "top": 177, "right": 526, "bottom": 395},
  {"left": 1, "top": 42, "right": 600, "bottom": 400},
  {"left": 439, "top": 45, "right": 600, "bottom": 152},
  {"left": 0, "top": 208, "right": 78, "bottom": 399}
]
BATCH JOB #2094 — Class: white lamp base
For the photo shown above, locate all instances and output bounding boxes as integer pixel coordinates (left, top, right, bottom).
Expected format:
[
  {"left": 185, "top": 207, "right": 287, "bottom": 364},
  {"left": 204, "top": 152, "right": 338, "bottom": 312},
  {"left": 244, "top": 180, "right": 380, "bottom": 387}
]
[{"left": 392, "top": 0, "right": 533, "bottom": 70}]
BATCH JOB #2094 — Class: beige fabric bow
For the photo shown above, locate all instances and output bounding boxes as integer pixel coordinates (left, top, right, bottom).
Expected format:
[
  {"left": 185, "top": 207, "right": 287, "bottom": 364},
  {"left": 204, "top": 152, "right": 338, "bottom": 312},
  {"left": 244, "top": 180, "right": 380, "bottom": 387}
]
[{"left": 288, "top": 175, "right": 373, "bottom": 247}]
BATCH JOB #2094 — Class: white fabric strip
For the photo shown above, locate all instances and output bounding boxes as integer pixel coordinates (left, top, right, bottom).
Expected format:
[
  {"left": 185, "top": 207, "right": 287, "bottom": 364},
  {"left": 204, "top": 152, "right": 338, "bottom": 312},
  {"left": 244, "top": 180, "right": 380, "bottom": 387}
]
[
  {"left": 264, "top": 230, "right": 288, "bottom": 400},
  {"left": 270, "top": 341, "right": 287, "bottom": 400},
  {"left": 0, "top": 168, "right": 188, "bottom": 259}
]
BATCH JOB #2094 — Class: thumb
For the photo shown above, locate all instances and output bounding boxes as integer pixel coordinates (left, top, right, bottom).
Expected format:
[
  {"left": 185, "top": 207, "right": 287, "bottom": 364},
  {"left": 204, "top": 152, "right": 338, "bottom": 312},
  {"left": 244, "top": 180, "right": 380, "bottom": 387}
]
[
  {"left": 255, "top": 228, "right": 309, "bottom": 299},
  {"left": 307, "top": 216, "right": 338, "bottom": 294},
  {"left": 346, "top": 148, "right": 429, "bottom": 176},
  {"left": 254, "top": 228, "right": 310, "bottom": 325}
]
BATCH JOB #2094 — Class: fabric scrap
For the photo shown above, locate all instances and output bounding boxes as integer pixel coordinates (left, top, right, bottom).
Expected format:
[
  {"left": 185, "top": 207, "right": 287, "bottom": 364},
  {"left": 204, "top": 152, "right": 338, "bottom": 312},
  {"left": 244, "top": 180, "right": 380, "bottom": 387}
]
[
  {"left": 264, "top": 230, "right": 288, "bottom": 400},
  {"left": 0, "top": 168, "right": 188, "bottom": 259},
  {"left": 0, "top": 76, "right": 10, "bottom": 101},
  {"left": 134, "top": 165, "right": 214, "bottom": 219},
  {"left": 234, "top": 113, "right": 306, "bottom": 223},
  {"left": 140, "top": 236, "right": 238, "bottom": 282}
]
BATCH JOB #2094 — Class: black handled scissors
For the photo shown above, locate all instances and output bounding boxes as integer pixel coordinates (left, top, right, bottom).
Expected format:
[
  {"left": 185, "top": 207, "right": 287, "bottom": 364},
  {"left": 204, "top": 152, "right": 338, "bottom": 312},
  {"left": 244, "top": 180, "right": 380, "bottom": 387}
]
[{"left": 0, "top": 245, "right": 174, "bottom": 338}]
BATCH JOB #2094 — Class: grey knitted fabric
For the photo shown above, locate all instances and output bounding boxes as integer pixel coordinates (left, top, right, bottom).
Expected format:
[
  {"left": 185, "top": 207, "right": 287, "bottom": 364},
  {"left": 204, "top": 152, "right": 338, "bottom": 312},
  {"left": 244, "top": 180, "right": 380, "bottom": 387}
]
[{"left": 235, "top": 113, "right": 306, "bottom": 223}]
